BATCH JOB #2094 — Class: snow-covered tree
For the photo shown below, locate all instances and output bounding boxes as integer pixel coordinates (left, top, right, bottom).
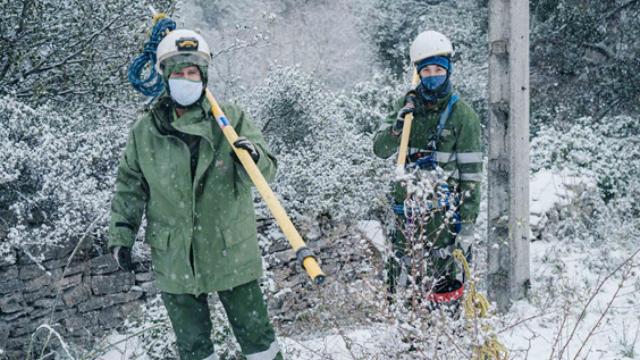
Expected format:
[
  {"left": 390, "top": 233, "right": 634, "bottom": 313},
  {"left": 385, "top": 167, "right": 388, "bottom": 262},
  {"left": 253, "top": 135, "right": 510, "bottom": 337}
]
[
  {"left": 530, "top": 0, "right": 640, "bottom": 124},
  {"left": 0, "top": 0, "right": 173, "bottom": 116},
  {"left": 359, "top": 0, "right": 488, "bottom": 79}
]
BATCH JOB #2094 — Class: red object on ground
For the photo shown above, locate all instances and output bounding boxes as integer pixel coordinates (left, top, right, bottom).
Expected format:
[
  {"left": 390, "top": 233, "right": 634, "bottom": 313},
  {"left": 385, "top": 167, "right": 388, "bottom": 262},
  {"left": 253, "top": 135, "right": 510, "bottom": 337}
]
[{"left": 426, "top": 283, "right": 465, "bottom": 303}]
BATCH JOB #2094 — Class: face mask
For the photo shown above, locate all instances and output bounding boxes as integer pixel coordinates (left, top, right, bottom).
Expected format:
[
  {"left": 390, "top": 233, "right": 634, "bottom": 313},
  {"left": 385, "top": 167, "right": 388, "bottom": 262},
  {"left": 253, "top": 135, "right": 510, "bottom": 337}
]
[
  {"left": 168, "top": 78, "right": 203, "bottom": 107},
  {"left": 420, "top": 75, "right": 448, "bottom": 91}
]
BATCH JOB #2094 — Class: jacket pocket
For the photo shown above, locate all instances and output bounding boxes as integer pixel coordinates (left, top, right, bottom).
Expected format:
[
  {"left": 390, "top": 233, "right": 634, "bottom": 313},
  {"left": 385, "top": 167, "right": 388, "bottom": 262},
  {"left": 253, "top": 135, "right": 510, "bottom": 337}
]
[
  {"left": 221, "top": 221, "right": 254, "bottom": 249},
  {"left": 146, "top": 227, "right": 170, "bottom": 251}
]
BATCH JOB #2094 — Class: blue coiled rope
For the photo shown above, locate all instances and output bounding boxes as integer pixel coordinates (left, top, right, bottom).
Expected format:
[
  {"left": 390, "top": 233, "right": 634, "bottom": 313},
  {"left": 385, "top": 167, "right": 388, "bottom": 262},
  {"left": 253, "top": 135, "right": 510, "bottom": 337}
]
[{"left": 127, "top": 17, "right": 176, "bottom": 97}]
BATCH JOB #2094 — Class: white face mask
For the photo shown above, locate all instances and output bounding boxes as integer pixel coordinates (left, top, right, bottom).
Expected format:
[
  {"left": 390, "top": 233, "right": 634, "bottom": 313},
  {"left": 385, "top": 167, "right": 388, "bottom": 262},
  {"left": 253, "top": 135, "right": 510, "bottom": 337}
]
[{"left": 168, "top": 78, "right": 204, "bottom": 107}]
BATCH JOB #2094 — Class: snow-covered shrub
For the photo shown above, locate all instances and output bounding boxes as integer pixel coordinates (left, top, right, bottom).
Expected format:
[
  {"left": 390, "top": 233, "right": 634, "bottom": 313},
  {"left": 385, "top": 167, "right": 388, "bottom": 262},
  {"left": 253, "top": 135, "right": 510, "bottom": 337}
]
[
  {"left": 532, "top": 115, "right": 640, "bottom": 208},
  {"left": 244, "top": 66, "right": 331, "bottom": 154},
  {"left": 334, "top": 71, "right": 404, "bottom": 135},
  {"left": 531, "top": 114, "right": 640, "bottom": 256},
  {"left": 359, "top": 0, "right": 488, "bottom": 79},
  {"left": 0, "top": 96, "right": 125, "bottom": 263},
  {"left": 366, "top": 168, "right": 506, "bottom": 359},
  {"left": 239, "top": 66, "right": 391, "bottom": 226}
]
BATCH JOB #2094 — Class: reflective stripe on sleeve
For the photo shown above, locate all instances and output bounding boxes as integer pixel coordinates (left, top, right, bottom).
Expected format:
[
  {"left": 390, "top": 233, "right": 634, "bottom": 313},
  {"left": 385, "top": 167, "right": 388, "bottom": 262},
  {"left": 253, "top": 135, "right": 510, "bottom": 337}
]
[
  {"left": 456, "top": 152, "right": 483, "bottom": 164},
  {"left": 435, "top": 151, "right": 456, "bottom": 163}
]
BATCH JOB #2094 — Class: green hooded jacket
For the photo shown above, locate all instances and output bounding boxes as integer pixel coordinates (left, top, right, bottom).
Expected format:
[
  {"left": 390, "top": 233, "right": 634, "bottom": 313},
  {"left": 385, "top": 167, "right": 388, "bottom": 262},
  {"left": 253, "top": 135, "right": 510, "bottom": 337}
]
[
  {"left": 373, "top": 92, "right": 482, "bottom": 226},
  {"left": 108, "top": 96, "right": 277, "bottom": 295}
]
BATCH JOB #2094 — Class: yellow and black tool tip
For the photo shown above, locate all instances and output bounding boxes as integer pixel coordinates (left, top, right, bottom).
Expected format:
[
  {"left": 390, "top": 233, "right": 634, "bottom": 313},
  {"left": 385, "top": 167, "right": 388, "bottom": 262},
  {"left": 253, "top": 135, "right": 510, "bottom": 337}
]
[
  {"left": 302, "top": 256, "right": 325, "bottom": 285},
  {"left": 313, "top": 274, "right": 326, "bottom": 286}
]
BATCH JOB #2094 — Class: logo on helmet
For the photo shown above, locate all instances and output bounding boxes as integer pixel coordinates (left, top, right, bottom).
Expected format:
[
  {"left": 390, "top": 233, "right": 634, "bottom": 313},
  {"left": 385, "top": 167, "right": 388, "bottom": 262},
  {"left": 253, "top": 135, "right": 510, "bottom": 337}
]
[{"left": 176, "top": 38, "right": 199, "bottom": 52}]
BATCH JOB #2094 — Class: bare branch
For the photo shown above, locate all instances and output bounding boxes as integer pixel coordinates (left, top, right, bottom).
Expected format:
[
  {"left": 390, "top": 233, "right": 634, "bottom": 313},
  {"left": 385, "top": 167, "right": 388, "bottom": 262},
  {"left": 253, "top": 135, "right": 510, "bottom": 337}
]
[
  {"left": 548, "top": 305, "right": 570, "bottom": 360},
  {"left": 572, "top": 264, "right": 633, "bottom": 360},
  {"left": 582, "top": 42, "right": 617, "bottom": 59},
  {"left": 10, "top": 13, "right": 125, "bottom": 84},
  {"left": 497, "top": 311, "right": 547, "bottom": 334},
  {"left": 0, "top": 0, "right": 34, "bottom": 81},
  {"left": 557, "top": 247, "right": 640, "bottom": 359},
  {"left": 601, "top": 0, "right": 640, "bottom": 20}
]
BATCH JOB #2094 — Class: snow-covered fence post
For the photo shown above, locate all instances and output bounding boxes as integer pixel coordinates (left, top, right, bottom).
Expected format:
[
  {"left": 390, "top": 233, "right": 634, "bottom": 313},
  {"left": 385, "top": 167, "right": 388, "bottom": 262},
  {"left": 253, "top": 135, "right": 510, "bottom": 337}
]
[{"left": 487, "top": 0, "right": 531, "bottom": 312}]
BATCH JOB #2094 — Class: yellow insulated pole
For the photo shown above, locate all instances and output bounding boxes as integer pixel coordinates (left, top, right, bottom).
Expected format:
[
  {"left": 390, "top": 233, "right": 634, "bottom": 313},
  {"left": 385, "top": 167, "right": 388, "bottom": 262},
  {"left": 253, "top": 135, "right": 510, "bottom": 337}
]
[
  {"left": 205, "top": 89, "right": 326, "bottom": 285},
  {"left": 395, "top": 70, "right": 421, "bottom": 173}
]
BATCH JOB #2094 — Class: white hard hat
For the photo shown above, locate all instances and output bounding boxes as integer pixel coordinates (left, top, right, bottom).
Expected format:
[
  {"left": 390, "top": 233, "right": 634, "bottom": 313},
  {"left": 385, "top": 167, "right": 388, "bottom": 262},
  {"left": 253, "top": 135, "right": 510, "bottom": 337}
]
[
  {"left": 156, "top": 29, "right": 211, "bottom": 72},
  {"left": 409, "top": 30, "right": 454, "bottom": 64}
]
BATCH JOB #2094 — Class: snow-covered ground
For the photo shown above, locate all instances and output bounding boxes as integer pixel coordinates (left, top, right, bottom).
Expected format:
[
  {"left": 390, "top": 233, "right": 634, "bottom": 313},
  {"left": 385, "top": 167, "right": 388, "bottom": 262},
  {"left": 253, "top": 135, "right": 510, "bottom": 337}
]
[
  {"left": 99, "top": 327, "right": 397, "bottom": 360},
  {"left": 501, "top": 242, "right": 640, "bottom": 360},
  {"left": 529, "top": 169, "right": 596, "bottom": 235},
  {"left": 96, "top": 171, "right": 639, "bottom": 360}
]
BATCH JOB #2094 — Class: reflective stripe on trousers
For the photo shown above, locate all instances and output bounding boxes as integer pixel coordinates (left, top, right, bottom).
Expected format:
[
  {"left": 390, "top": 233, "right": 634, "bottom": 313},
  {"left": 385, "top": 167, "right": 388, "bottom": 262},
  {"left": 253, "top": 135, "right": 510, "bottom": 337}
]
[
  {"left": 455, "top": 151, "right": 483, "bottom": 164},
  {"left": 451, "top": 169, "right": 483, "bottom": 182}
]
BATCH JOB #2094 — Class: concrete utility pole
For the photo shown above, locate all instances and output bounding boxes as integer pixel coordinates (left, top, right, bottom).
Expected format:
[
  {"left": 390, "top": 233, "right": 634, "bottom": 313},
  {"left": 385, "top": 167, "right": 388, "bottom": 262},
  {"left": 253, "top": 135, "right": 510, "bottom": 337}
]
[{"left": 487, "top": 0, "right": 530, "bottom": 312}]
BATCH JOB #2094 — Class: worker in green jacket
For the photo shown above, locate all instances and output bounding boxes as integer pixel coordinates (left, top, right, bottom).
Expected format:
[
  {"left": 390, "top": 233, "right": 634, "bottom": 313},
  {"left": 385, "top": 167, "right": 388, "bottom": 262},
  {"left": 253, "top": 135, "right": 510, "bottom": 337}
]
[
  {"left": 373, "top": 30, "right": 482, "bottom": 308},
  {"left": 108, "top": 29, "right": 283, "bottom": 360}
]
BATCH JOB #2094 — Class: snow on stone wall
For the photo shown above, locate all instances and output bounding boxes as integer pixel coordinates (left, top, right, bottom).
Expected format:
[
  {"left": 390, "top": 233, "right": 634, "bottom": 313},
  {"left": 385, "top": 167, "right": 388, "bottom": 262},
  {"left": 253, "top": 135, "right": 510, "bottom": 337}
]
[{"left": 0, "top": 241, "right": 151, "bottom": 358}]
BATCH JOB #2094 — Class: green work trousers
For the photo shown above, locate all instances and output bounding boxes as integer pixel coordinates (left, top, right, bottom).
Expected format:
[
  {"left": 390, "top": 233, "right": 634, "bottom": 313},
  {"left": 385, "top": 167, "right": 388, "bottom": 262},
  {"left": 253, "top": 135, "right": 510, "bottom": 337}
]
[{"left": 161, "top": 280, "right": 283, "bottom": 360}]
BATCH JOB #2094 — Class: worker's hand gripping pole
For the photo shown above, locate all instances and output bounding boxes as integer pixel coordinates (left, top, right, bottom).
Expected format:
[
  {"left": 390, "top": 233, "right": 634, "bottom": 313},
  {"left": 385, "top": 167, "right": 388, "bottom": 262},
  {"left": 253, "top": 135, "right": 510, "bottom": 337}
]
[
  {"left": 204, "top": 90, "right": 326, "bottom": 285},
  {"left": 396, "top": 70, "right": 421, "bottom": 174}
]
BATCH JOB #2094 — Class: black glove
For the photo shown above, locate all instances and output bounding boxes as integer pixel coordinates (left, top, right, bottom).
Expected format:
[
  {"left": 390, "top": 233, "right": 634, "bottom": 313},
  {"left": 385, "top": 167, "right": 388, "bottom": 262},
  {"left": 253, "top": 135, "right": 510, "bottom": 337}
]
[
  {"left": 392, "top": 92, "right": 418, "bottom": 136},
  {"left": 111, "top": 246, "right": 134, "bottom": 272},
  {"left": 232, "top": 137, "right": 260, "bottom": 163}
]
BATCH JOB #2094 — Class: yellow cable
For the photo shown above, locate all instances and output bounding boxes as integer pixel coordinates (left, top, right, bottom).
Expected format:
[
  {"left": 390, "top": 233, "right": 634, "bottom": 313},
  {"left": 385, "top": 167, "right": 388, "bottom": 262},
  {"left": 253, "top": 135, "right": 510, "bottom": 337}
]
[{"left": 453, "top": 249, "right": 509, "bottom": 360}]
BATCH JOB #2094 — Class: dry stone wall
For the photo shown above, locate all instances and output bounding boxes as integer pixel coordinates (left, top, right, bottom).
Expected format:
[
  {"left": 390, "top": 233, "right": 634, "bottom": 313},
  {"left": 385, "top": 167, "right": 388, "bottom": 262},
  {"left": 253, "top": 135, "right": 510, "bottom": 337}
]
[
  {"left": 0, "top": 238, "right": 154, "bottom": 359},
  {"left": 0, "top": 219, "right": 373, "bottom": 359}
]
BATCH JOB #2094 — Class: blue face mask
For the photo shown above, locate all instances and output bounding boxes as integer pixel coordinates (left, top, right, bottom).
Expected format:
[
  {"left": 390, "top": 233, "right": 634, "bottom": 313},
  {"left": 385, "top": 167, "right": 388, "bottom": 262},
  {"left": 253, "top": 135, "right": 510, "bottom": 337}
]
[{"left": 420, "top": 75, "right": 448, "bottom": 91}]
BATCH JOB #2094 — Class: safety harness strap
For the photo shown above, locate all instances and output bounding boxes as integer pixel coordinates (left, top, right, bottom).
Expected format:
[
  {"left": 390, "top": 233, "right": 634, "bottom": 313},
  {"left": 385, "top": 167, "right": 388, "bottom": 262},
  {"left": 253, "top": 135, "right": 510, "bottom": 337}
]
[
  {"left": 431, "top": 94, "right": 459, "bottom": 156},
  {"left": 404, "top": 94, "right": 459, "bottom": 169}
]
